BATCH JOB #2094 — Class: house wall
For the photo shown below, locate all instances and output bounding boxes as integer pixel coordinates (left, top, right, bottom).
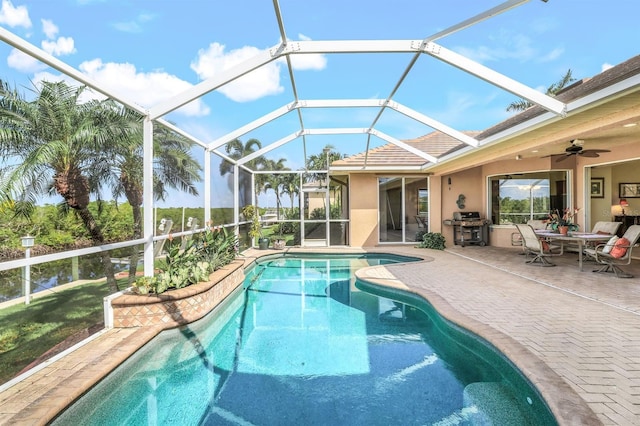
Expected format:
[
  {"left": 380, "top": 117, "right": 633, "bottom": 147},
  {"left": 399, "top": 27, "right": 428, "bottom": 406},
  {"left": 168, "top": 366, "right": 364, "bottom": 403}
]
[
  {"left": 440, "top": 167, "right": 484, "bottom": 245},
  {"left": 349, "top": 174, "right": 379, "bottom": 246},
  {"left": 344, "top": 141, "right": 640, "bottom": 249}
]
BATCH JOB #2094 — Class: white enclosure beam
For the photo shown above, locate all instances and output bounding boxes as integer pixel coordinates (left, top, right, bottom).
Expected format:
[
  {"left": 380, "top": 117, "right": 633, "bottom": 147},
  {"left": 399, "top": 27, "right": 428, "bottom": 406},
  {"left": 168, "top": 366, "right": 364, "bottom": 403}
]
[
  {"left": 287, "top": 39, "right": 417, "bottom": 54},
  {"left": 424, "top": 0, "right": 531, "bottom": 43},
  {"left": 389, "top": 102, "right": 479, "bottom": 147},
  {"left": 0, "top": 27, "right": 147, "bottom": 115},
  {"left": 204, "top": 152, "right": 211, "bottom": 226},
  {"left": 305, "top": 128, "right": 369, "bottom": 135},
  {"left": 300, "top": 99, "right": 387, "bottom": 108},
  {"left": 143, "top": 118, "right": 155, "bottom": 277},
  {"left": 208, "top": 102, "right": 297, "bottom": 150},
  {"left": 239, "top": 132, "right": 302, "bottom": 165},
  {"left": 420, "top": 42, "right": 566, "bottom": 116},
  {"left": 157, "top": 118, "right": 209, "bottom": 149},
  {"left": 371, "top": 130, "right": 439, "bottom": 163},
  {"left": 148, "top": 47, "right": 281, "bottom": 119}
]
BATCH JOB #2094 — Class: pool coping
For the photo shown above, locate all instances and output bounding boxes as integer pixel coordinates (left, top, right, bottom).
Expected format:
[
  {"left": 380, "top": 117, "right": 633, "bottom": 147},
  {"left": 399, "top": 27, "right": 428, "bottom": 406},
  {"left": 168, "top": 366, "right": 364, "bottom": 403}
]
[
  {"left": 0, "top": 247, "right": 600, "bottom": 425},
  {"left": 356, "top": 260, "right": 600, "bottom": 425}
]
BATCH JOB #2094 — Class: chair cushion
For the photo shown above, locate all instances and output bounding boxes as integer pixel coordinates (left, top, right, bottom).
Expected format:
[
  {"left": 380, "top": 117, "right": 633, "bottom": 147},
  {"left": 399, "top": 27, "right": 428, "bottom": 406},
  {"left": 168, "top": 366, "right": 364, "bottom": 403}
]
[
  {"left": 610, "top": 237, "right": 630, "bottom": 258},
  {"left": 602, "top": 236, "right": 619, "bottom": 254}
]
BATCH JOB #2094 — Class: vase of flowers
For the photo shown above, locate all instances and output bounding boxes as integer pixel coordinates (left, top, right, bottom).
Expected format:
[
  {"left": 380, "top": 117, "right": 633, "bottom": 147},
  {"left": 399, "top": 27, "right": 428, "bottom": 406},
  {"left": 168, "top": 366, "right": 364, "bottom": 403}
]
[{"left": 548, "top": 208, "right": 580, "bottom": 234}]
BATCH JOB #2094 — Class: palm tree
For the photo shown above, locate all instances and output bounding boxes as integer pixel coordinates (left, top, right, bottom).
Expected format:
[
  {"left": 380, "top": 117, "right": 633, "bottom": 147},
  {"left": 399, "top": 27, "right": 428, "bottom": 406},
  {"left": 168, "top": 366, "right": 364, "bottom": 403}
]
[
  {"left": 280, "top": 173, "right": 300, "bottom": 212},
  {"left": 261, "top": 158, "right": 289, "bottom": 218},
  {"left": 109, "top": 119, "right": 202, "bottom": 284},
  {"left": 0, "top": 80, "right": 137, "bottom": 292},
  {"left": 506, "top": 69, "right": 576, "bottom": 112},
  {"left": 218, "top": 138, "right": 265, "bottom": 207}
]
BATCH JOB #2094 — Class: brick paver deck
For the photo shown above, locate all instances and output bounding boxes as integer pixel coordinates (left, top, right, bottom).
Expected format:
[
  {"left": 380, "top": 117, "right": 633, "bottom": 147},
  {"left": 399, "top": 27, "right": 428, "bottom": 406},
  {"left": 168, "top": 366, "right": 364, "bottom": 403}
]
[{"left": 1, "top": 245, "right": 639, "bottom": 425}]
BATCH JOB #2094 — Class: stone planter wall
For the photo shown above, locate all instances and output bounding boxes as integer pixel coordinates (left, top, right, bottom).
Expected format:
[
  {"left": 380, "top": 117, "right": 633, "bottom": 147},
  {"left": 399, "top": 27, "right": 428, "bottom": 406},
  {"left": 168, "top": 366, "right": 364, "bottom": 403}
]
[{"left": 109, "top": 260, "right": 245, "bottom": 329}]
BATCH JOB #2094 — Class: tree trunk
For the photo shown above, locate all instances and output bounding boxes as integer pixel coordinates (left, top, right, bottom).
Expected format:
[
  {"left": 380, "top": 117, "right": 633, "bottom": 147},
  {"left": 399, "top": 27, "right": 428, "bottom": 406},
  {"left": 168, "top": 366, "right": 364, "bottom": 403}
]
[{"left": 76, "top": 207, "right": 119, "bottom": 293}]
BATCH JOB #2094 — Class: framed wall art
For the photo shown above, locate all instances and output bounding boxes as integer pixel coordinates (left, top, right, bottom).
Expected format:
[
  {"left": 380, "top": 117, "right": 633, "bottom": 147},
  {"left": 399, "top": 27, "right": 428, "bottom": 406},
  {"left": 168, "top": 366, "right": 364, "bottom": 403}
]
[
  {"left": 619, "top": 182, "right": 640, "bottom": 198},
  {"left": 590, "top": 177, "right": 604, "bottom": 198}
]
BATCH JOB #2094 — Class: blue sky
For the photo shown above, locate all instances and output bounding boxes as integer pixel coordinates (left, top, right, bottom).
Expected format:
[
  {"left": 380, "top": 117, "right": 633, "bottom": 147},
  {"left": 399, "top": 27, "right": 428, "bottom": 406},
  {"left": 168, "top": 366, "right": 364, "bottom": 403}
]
[{"left": 1, "top": 0, "right": 639, "bottom": 208}]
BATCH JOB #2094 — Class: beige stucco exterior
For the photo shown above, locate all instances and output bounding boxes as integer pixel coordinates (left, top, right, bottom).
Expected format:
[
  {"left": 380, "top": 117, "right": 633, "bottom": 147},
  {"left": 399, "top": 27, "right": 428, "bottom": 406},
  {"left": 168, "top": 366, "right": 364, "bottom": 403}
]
[
  {"left": 344, "top": 143, "right": 640, "bottom": 248},
  {"left": 342, "top": 88, "right": 640, "bottom": 248}
]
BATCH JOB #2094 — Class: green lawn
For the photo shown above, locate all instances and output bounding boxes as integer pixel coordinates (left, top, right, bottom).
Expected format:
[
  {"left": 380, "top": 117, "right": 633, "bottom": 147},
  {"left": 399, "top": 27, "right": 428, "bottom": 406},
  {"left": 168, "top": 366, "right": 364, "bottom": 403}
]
[{"left": 0, "top": 278, "right": 127, "bottom": 385}]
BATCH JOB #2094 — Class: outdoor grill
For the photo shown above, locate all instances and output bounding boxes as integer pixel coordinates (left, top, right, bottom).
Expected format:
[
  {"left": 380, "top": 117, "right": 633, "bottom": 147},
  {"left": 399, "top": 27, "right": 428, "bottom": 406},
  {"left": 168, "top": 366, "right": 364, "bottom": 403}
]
[{"left": 443, "top": 212, "right": 491, "bottom": 246}]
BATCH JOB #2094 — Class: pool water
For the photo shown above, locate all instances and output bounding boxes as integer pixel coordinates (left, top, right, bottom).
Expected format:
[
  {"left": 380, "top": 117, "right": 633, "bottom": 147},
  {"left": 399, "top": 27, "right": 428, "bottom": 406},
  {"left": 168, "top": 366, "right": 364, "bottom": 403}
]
[{"left": 53, "top": 254, "right": 556, "bottom": 425}]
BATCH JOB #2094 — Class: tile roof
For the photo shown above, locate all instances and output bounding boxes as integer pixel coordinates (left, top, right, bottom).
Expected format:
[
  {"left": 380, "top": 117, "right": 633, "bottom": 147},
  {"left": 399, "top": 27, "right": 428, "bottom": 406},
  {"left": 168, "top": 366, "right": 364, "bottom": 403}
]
[
  {"left": 332, "top": 130, "right": 482, "bottom": 168},
  {"left": 334, "top": 54, "right": 640, "bottom": 169}
]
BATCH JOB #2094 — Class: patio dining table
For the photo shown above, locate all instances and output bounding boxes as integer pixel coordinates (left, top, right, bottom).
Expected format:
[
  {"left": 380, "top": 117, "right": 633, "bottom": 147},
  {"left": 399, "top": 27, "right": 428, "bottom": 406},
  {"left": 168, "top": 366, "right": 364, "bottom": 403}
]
[{"left": 535, "top": 230, "right": 613, "bottom": 271}]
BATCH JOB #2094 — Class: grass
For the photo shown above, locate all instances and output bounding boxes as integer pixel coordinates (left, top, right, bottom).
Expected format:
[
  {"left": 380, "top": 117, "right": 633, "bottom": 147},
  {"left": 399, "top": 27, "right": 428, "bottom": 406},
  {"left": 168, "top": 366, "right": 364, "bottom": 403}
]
[{"left": 0, "top": 278, "right": 128, "bottom": 386}]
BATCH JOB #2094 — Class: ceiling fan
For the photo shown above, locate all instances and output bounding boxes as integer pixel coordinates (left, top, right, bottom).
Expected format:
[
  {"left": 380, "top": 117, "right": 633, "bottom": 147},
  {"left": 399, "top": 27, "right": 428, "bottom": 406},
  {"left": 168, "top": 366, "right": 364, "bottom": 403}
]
[{"left": 548, "top": 139, "right": 611, "bottom": 162}]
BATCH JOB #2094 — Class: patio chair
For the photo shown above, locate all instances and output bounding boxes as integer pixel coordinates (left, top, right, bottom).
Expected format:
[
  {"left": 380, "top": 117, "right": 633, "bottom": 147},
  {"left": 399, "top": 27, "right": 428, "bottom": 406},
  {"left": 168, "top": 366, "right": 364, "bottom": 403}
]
[
  {"left": 515, "top": 224, "right": 561, "bottom": 266},
  {"left": 591, "top": 221, "right": 622, "bottom": 236},
  {"left": 581, "top": 221, "right": 623, "bottom": 261},
  {"left": 511, "top": 219, "right": 549, "bottom": 247},
  {"left": 586, "top": 225, "right": 640, "bottom": 278},
  {"left": 415, "top": 215, "right": 428, "bottom": 229}
]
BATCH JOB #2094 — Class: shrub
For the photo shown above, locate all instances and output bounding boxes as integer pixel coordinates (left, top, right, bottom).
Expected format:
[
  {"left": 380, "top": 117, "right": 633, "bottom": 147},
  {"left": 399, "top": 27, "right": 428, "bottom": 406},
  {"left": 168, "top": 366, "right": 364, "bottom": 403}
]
[
  {"left": 417, "top": 232, "right": 446, "bottom": 250},
  {"left": 132, "top": 226, "right": 238, "bottom": 295}
]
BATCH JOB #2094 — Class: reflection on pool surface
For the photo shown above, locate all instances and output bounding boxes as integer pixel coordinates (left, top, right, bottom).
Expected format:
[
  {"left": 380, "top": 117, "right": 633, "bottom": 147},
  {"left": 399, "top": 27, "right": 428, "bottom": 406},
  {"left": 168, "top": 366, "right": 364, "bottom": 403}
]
[{"left": 54, "top": 254, "right": 556, "bottom": 425}]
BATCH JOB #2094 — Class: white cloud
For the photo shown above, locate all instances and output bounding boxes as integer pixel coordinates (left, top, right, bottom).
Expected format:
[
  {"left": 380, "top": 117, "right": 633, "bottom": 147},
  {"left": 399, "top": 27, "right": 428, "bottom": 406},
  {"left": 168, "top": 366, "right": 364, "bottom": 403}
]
[
  {"left": 289, "top": 33, "right": 327, "bottom": 71},
  {"left": 191, "top": 42, "right": 284, "bottom": 102},
  {"left": 41, "top": 19, "right": 58, "bottom": 39},
  {"left": 538, "top": 47, "right": 564, "bottom": 63},
  {"left": 75, "top": 59, "right": 210, "bottom": 116},
  {"left": 455, "top": 30, "right": 562, "bottom": 66},
  {"left": 602, "top": 62, "right": 614, "bottom": 72},
  {"left": 7, "top": 47, "right": 46, "bottom": 72},
  {"left": 112, "top": 20, "right": 142, "bottom": 33},
  {"left": 41, "top": 36, "right": 76, "bottom": 56},
  {"left": 112, "top": 12, "right": 156, "bottom": 34},
  {"left": 0, "top": 0, "right": 31, "bottom": 28}
]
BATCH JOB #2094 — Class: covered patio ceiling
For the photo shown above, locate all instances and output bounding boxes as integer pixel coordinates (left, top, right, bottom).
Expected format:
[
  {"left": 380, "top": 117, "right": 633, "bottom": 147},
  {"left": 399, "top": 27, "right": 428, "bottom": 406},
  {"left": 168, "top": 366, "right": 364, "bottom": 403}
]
[{"left": 1, "top": 0, "right": 638, "bottom": 173}]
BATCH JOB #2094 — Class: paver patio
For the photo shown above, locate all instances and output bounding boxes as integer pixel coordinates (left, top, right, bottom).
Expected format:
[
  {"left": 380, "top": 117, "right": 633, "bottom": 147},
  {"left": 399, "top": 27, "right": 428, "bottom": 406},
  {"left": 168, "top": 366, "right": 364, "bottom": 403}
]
[{"left": 1, "top": 245, "right": 639, "bottom": 425}]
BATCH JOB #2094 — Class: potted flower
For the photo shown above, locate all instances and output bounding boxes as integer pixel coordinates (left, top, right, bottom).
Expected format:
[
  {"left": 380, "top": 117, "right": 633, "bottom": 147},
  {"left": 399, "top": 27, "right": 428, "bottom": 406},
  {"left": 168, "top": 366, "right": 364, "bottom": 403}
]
[
  {"left": 548, "top": 208, "right": 580, "bottom": 235},
  {"left": 242, "top": 205, "right": 270, "bottom": 249}
]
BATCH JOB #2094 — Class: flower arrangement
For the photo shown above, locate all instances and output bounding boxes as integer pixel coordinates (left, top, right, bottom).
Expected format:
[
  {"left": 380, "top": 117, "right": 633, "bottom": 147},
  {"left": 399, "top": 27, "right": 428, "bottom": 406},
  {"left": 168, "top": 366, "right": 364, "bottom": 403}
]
[{"left": 548, "top": 208, "right": 580, "bottom": 231}]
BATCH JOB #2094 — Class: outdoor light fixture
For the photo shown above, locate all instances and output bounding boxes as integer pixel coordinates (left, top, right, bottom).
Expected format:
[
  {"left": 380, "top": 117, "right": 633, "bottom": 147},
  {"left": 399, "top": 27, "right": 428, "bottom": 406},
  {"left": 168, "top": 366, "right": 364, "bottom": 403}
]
[{"left": 21, "top": 235, "right": 35, "bottom": 248}]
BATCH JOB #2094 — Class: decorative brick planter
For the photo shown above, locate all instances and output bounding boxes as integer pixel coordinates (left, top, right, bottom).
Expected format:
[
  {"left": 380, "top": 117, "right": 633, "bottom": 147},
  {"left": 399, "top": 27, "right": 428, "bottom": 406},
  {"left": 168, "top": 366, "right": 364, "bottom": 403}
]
[{"left": 109, "top": 260, "right": 245, "bottom": 329}]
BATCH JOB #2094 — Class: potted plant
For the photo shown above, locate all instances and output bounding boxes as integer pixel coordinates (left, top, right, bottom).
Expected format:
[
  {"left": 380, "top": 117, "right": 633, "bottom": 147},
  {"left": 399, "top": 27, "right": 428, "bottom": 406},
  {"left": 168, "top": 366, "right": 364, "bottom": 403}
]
[
  {"left": 270, "top": 234, "right": 287, "bottom": 250},
  {"left": 242, "top": 205, "right": 270, "bottom": 249},
  {"left": 548, "top": 208, "right": 580, "bottom": 235}
]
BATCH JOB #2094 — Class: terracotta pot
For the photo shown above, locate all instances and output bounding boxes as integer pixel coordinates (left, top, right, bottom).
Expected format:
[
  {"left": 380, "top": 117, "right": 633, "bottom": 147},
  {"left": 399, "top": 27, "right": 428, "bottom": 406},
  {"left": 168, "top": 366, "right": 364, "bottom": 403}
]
[{"left": 558, "top": 225, "right": 569, "bottom": 235}]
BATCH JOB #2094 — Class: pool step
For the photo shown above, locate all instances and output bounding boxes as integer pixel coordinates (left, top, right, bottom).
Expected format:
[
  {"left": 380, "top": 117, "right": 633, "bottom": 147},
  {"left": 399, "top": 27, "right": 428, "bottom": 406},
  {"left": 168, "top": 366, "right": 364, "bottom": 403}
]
[{"left": 461, "top": 382, "right": 527, "bottom": 424}]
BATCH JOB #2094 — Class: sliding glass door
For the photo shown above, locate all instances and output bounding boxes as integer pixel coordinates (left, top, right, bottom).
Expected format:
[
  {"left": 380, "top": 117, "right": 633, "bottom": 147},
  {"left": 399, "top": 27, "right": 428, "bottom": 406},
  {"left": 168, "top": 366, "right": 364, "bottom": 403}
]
[{"left": 378, "top": 177, "right": 429, "bottom": 243}]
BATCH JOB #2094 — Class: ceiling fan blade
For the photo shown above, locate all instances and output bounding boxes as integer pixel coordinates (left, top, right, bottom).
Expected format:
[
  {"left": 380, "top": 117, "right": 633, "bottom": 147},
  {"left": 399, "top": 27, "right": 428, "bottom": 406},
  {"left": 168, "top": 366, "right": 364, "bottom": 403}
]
[
  {"left": 555, "top": 154, "right": 572, "bottom": 162},
  {"left": 579, "top": 149, "right": 611, "bottom": 158}
]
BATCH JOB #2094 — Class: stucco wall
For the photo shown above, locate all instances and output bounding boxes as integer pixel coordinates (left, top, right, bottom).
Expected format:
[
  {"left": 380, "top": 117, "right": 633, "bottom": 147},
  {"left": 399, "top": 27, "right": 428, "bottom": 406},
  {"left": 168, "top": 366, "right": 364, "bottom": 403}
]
[
  {"left": 349, "top": 174, "right": 379, "bottom": 246},
  {"left": 440, "top": 167, "right": 484, "bottom": 245}
]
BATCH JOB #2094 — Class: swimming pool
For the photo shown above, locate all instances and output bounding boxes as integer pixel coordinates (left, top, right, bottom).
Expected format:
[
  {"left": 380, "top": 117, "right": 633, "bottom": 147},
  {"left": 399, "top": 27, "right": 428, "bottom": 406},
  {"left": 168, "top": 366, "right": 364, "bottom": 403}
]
[{"left": 53, "top": 253, "right": 556, "bottom": 425}]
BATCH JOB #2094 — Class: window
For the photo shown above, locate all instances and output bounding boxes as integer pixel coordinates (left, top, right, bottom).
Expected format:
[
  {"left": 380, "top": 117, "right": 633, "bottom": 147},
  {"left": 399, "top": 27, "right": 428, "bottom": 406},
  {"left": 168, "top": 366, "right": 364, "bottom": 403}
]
[
  {"left": 489, "top": 171, "right": 568, "bottom": 225},
  {"left": 418, "top": 189, "right": 428, "bottom": 215}
]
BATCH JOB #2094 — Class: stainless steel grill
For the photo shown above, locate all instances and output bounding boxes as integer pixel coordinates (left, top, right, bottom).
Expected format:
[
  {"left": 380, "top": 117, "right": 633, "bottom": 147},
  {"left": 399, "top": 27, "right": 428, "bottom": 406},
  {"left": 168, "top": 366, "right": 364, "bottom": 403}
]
[{"left": 443, "top": 212, "right": 491, "bottom": 246}]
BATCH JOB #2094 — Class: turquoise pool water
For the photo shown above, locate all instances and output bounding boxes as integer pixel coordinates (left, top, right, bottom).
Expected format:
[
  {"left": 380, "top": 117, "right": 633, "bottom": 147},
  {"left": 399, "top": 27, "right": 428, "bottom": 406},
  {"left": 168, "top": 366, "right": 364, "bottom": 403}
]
[{"left": 53, "top": 253, "right": 556, "bottom": 425}]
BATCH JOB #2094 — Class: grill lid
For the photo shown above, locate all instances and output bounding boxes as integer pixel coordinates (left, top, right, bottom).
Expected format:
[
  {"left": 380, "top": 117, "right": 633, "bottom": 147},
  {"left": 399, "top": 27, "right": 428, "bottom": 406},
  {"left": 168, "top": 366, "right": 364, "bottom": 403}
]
[{"left": 453, "top": 211, "right": 481, "bottom": 221}]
